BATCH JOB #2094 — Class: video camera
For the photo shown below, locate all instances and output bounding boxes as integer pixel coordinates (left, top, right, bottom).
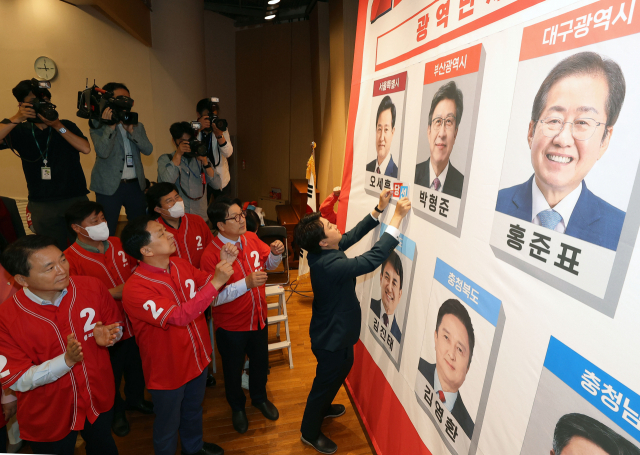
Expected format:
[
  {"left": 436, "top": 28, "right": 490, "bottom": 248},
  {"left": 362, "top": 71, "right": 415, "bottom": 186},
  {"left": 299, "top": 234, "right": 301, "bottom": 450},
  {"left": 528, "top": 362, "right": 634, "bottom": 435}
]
[
  {"left": 204, "top": 97, "right": 227, "bottom": 132},
  {"left": 181, "top": 121, "right": 207, "bottom": 159},
  {"left": 27, "top": 79, "right": 58, "bottom": 123},
  {"left": 76, "top": 82, "right": 138, "bottom": 128}
]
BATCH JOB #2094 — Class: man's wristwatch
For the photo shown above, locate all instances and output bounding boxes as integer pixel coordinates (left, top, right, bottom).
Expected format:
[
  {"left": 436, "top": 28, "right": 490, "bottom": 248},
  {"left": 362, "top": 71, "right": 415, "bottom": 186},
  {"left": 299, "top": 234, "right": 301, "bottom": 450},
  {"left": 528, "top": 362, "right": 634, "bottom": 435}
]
[
  {"left": 216, "top": 135, "right": 223, "bottom": 139},
  {"left": 374, "top": 205, "right": 384, "bottom": 213},
  {"left": 203, "top": 163, "right": 212, "bottom": 169},
  {"left": 58, "top": 127, "right": 67, "bottom": 134}
]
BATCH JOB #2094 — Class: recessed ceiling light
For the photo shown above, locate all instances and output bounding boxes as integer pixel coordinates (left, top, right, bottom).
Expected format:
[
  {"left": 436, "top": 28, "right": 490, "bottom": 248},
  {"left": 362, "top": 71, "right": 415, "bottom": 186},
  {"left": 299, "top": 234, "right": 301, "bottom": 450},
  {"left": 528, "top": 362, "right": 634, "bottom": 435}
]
[
  {"left": 265, "top": 14, "right": 276, "bottom": 19},
  {"left": 268, "top": 0, "right": 280, "bottom": 4}
]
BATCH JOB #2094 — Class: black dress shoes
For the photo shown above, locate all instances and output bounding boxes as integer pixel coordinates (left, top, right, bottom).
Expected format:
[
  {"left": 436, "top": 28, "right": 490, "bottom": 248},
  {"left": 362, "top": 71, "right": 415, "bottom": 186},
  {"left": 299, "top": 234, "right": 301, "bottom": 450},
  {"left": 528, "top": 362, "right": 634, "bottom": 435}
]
[
  {"left": 206, "top": 373, "right": 217, "bottom": 387},
  {"left": 111, "top": 412, "right": 130, "bottom": 437},
  {"left": 253, "top": 399, "right": 279, "bottom": 420},
  {"left": 324, "top": 404, "right": 346, "bottom": 419},
  {"left": 126, "top": 399, "right": 154, "bottom": 414},
  {"left": 232, "top": 410, "right": 249, "bottom": 434},
  {"left": 301, "top": 432, "right": 338, "bottom": 454},
  {"left": 182, "top": 441, "right": 224, "bottom": 455}
]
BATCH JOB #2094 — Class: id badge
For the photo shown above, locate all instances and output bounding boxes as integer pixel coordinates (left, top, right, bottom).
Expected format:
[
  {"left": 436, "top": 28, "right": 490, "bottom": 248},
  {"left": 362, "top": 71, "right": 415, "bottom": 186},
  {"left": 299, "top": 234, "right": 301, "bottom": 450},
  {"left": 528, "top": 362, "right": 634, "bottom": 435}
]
[
  {"left": 41, "top": 167, "right": 51, "bottom": 180},
  {"left": 126, "top": 155, "right": 134, "bottom": 168}
]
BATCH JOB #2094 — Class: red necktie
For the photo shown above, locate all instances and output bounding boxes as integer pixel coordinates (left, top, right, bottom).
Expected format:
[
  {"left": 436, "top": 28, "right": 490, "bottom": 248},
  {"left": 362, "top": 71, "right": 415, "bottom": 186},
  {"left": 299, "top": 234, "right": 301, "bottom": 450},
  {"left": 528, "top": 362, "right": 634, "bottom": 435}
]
[
  {"left": 376, "top": 167, "right": 381, "bottom": 174},
  {"left": 235, "top": 241, "right": 242, "bottom": 251},
  {"left": 438, "top": 390, "right": 446, "bottom": 403},
  {"left": 382, "top": 313, "right": 389, "bottom": 327}
]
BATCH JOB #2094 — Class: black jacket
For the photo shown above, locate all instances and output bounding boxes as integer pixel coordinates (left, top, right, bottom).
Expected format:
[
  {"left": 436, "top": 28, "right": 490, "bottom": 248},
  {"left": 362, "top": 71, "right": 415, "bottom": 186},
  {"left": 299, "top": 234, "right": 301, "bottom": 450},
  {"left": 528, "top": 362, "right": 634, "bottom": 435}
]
[
  {"left": 414, "top": 158, "right": 464, "bottom": 199},
  {"left": 418, "top": 358, "right": 475, "bottom": 439},
  {"left": 307, "top": 214, "right": 399, "bottom": 352}
]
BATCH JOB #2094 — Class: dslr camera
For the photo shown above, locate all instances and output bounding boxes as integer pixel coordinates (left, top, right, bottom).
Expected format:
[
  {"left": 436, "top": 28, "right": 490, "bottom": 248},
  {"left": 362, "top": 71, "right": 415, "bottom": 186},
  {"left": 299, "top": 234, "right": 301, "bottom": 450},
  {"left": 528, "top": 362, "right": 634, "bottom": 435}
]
[
  {"left": 27, "top": 79, "right": 58, "bottom": 123},
  {"left": 204, "top": 97, "right": 228, "bottom": 132},
  {"left": 181, "top": 121, "right": 207, "bottom": 159},
  {"left": 76, "top": 82, "right": 138, "bottom": 128}
]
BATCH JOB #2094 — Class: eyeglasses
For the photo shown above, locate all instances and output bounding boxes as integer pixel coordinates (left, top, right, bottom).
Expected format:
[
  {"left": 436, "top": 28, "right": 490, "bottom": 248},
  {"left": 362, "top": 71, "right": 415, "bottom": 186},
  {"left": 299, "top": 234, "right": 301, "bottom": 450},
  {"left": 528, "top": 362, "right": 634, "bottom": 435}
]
[
  {"left": 537, "top": 117, "right": 605, "bottom": 141},
  {"left": 430, "top": 115, "right": 456, "bottom": 131},
  {"left": 225, "top": 210, "right": 247, "bottom": 223}
]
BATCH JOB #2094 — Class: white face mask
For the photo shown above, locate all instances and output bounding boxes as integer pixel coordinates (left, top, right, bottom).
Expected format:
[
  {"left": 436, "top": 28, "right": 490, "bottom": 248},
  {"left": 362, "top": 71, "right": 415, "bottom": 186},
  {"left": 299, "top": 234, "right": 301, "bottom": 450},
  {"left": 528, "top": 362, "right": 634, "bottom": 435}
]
[
  {"left": 167, "top": 201, "right": 185, "bottom": 218},
  {"left": 82, "top": 222, "right": 110, "bottom": 242}
]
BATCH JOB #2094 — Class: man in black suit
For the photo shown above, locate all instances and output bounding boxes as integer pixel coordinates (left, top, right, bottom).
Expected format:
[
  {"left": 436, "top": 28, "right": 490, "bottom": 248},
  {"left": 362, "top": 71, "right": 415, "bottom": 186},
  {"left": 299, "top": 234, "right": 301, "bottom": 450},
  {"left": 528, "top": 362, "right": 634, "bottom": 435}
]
[
  {"left": 414, "top": 81, "right": 465, "bottom": 199},
  {"left": 370, "top": 250, "right": 403, "bottom": 343},
  {"left": 366, "top": 96, "right": 399, "bottom": 178},
  {"left": 294, "top": 189, "right": 411, "bottom": 454},
  {"left": 417, "top": 299, "right": 475, "bottom": 439}
]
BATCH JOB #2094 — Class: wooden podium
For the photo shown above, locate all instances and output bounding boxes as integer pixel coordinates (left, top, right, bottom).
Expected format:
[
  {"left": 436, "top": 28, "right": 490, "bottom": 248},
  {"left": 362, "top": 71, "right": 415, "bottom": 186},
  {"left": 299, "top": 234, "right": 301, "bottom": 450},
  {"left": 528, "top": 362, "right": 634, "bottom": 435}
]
[{"left": 276, "top": 179, "right": 319, "bottom": 268}]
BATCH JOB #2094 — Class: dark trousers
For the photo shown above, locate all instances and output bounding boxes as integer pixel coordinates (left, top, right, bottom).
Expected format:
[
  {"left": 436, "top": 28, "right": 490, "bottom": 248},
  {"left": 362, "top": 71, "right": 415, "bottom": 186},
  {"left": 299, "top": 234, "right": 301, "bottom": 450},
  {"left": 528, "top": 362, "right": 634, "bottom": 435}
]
[
  {"left": 28, "top": 407, "right": 117, "bottom": 455},
  {"left": 108, "top": 336, "right": 146, "bottom": 415},
  {"left": 0, "top": 424, "right": 6, "bottom": 454},
  {"left": 29, "top": 195, "right": 89, "bottom": 251},
  {"left": 215, "top": 326, "right": 269, "bottom": 411},
  {"left": 148, "top": 367, "right": 207, "bottom": 455},
  {"left": 96, "top": 180, "right": 147, "bottom": 236},
  {"left": 300, "top": 345, "right": 355, "bottom": 440}
]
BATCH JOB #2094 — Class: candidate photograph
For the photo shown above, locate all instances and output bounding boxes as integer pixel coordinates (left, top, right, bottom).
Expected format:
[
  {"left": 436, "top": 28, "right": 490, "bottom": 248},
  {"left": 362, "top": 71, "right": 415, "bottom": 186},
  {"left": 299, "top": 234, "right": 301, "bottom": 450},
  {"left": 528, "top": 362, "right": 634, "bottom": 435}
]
[
  {"left": 366, "top": 95, "right": 400, "bottom": 178},
  {"left": 417, "top": 298, "right": 475, "bottom": 439},
  {"left": 414, "top": 81, "right": 465, "bottom": 199},
  {"left": 548, "top": 413, "right": 640, "bottom": 455},
  {"left": 369, "top": 250, "right": 404, "bottom": 343},
  {"left": 496, "top": 51, "right": 627, "bottom": 251}
]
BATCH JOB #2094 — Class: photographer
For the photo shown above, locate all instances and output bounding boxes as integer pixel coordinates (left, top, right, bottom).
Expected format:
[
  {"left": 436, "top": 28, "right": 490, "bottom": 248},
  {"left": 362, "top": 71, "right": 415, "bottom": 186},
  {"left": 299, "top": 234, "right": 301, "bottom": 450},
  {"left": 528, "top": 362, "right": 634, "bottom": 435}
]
[
  {"left": 158, "top": 122, "right": 218, "bottom": 220},
  {"left": 89, "top": 82, "right": 153, "bottom": 236},
  {"left": 0, "top": 80, "right": 91, "bottom": 251},
  {"left": 195, "top": 98, "right": 233, "bottom": 201}
]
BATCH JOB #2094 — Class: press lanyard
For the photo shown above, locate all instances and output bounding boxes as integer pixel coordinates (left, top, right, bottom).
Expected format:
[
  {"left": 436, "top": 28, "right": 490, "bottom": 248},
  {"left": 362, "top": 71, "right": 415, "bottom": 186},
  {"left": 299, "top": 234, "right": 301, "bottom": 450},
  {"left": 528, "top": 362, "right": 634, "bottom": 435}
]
[{"left": 31, "top": 124, "right": 53, "bottom": 166}]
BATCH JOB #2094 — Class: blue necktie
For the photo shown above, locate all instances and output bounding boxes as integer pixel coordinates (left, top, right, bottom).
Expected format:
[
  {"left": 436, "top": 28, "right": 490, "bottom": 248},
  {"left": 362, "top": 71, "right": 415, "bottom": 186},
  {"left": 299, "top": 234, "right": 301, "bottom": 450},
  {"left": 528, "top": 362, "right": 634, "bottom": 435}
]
[{"left": 538, "top": 210, "right": 563, "bottom": 230}]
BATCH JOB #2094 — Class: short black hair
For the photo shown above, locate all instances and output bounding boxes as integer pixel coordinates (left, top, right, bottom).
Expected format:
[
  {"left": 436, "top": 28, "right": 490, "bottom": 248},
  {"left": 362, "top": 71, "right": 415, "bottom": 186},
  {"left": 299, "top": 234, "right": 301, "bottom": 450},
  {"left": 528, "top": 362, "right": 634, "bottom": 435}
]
[
  {"left": 435, "top": 299, "right": 475, "bottom": 367},
  {"left": 12, "top": 80, "right": 51, "bottom": 103},
  {"left": 170, "top": 121, "right": 195, "bottom": 141},
  {"left": 293, "top": 212, "right": 327, "bottom": 255},
  {"left": 381, "top": 250, "right": 403, "bottom": 289},
  {"left": 65, "top": 200, "right": 105, "bottom": 236},
  {"left": 0, "top": 235, "right": 58, "bottom": 277},
  {"left": 207, "top": 197, "right": 243, "bottom": 228},
  {"left": 552, "top": 413, "right": 640, "bottom": 455},
  {"left": 146, "top": 182, "right": 179, "bottom": 219},
  {"left": 196, "top": 98, "right": 211, "bottom": 115},
  {"left": 245, "top": 209, "right": 261, "bottom": 233},
  {"left": 102, "top": 82, "right": 130, "bottom": 94},
  {"left": 428, "top": 80, "right": 464, "bottom": 127},
  {"left": 532, "top": 52, "right": 625, "bottom": 140},
  {"left": 376, "top": 95, "right": 396, "bottom": 129},
  {"left": 120, "top": 216, "right": 153, "bottom": 261}
]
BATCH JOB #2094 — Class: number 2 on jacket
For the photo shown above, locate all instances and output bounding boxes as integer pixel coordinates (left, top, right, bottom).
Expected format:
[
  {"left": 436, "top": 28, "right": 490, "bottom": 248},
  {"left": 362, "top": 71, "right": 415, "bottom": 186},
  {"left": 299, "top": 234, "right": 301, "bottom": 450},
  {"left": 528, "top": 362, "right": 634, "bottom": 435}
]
[
  {"left": 0, "top": 355, "right": 9, "bottom": 379},
  {"left": 250, "top": 251, "right": 261, "bottom": 270},
  {"left": 143, "top": 300, "right": 164, "bottom": 319}
]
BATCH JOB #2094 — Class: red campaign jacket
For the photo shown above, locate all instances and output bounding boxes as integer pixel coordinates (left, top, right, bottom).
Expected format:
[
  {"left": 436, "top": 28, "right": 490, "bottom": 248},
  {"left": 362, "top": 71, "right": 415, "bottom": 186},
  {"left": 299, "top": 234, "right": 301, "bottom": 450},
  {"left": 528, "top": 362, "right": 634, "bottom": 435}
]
[
  {"left": 64, "top": 237, "right": 136, "bottom": 340},
  {"left": 0, "top": 277, "right": 121, "bottom": 442},
  {"left": 122, "top": 258, "right": 214, "bottom": 390},
  {"left": 158, "top": 214, "right": 213, "bottom": 269},
  {"left": 200, "top": 232, "right": 271, "bottom": 332}
]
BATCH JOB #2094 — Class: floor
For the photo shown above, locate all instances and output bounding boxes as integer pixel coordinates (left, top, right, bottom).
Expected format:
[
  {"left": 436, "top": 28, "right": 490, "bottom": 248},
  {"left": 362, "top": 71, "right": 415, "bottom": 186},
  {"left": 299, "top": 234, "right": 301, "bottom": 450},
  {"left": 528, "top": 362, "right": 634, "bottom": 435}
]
[{"left": 18, "top": 271, "right": 375, "bottom": 455}]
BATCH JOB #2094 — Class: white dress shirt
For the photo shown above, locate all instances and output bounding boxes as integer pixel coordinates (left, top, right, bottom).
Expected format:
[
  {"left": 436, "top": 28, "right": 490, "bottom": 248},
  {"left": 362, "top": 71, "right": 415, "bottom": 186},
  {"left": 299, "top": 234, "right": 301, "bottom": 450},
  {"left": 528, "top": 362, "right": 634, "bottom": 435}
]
[
  {"left": 531, "top": 179, "right": 582, "bottom": 233},
  {"left": 375, "top": 152, "right": 392, "bottom": 175},
  {"left": 430, "top": 160, "right": 450, "bottom": 192},
  {"left": 213, "top": 233, "right": 283, "bottom": 307},
  {"left": 118, "top": 124, "right": 137, "bottom": 180},
  {"left": 434, "top": 365, "right": 458, "bottom": 413}
]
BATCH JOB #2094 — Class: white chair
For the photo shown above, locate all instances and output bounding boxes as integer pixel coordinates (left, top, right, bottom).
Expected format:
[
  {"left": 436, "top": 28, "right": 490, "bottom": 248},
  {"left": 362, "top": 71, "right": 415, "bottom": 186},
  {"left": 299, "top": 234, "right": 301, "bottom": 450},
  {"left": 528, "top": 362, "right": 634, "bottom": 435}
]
[{"left": 266, "top": 285, "right": 293, "bottom": 369}]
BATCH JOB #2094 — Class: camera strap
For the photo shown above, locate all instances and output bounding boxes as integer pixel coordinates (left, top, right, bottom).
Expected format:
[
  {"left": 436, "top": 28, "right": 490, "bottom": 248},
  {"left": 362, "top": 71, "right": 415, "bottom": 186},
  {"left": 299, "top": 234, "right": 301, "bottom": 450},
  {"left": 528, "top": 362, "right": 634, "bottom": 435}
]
[
  {"left": 177, "top": 159, "right": 206, "bottom": 201},
  {"left": 208, "top": 133, "right": 221, "bottom": 167}
]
